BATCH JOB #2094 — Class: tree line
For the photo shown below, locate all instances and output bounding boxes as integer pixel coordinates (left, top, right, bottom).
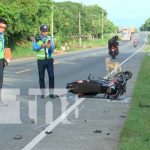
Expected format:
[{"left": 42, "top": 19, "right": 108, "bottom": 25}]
[
  {"left": 0, "top": 0, "right": 117, "bottom": 49},
  {"left": 140, "top": 18, "right": 150, "bottom": 31}
]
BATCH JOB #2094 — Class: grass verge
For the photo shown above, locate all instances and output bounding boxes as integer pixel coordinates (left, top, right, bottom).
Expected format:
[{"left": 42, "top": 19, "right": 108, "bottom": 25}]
[
  {"left": 11, "top": 38, "right": 109, "bottom": 58},
  {"left": 117, "top": 39, "right": 150, "bottom": 150},
  {"left": 12, "top": 42, "right": 36, "bottom": 59},
  {"left": 66, "top": 37, "right": 109, "bottom": 52}
]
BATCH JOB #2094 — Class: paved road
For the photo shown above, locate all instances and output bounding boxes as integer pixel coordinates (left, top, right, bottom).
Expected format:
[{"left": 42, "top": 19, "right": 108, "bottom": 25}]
[{"left": 0, "top": 32, "right": 147, "bottom": 150}]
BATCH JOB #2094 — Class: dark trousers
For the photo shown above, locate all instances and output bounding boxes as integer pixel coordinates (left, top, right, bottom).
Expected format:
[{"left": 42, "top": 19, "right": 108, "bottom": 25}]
[
  {"left": 0, "top": 59, "right": 4, "bottom": 101},
  {"left": 37, "top": 58, "right": 54, "bottom": 94}
]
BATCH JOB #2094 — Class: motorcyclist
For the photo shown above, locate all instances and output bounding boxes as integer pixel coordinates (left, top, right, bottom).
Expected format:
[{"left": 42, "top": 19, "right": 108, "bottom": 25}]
[
  {"left": 132, "top": 37, "right": 138, "bottom": 47},
  {"left": 108, "top": 35, "right": 119, "bottom": 55}
]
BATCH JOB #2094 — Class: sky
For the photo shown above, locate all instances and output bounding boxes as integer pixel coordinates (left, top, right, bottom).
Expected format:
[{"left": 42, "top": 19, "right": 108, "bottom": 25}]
[{"left": 54, "top": 0, "right": 150, "bottom": 28}]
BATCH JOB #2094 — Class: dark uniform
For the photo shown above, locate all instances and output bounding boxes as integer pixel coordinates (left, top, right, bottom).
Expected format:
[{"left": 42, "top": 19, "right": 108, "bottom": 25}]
[{"left": 32, "top": 25, "right": 56, "bottom": 98}]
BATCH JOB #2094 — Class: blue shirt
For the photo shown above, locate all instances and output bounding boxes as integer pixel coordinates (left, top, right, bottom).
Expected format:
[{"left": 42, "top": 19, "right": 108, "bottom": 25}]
[{"left": 32, "top": 35, "right": 55, "bottom": 50}]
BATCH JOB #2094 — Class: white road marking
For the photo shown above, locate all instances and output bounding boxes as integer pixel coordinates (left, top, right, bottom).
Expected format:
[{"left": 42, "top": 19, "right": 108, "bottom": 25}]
[
  {"left": 22, "top": 33, "right": 147, "bottom": 150},
  {"left": 11, "top": 58, "right": 35, "bottom": 63},
  {"left": 69, "top": 58, "right": 76, "bottom": 61},
  {"left": 54, "top": 61, "right": 59, "bottom": 64},
  {"left": 16, "top": 69, "right": 32, "bottom": 74},
  {"left": 83, "top": 56, "right": 88, "bottom": 57},
  {"left": 107, "top": 97, "right": 131, "bottom": 103},
  {"left": 120, "top": 33, "right": 147, "bottom": 66},
  {"left": 120, "top": 41, "right": 132, "bottom": 48},
  {"left": 96, "top": 97, "right": 131, "bottom": 103},
  {"left": 22, "top": 98, "right": 84, "bottom": 150},
  {"left": 16, "top": 62, "right": 59, "bottom": 74}
]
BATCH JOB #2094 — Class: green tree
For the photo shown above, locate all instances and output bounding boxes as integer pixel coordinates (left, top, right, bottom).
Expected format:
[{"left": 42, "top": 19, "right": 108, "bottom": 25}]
[
  {"left": 0, "top": 0, "right": 53, "bottom": 47},
  {"left": 0, "top": 0, "right": 117, "bottom": 49},
  {"left": 140, "top": 18, "right": 150, "bottom": 31}
]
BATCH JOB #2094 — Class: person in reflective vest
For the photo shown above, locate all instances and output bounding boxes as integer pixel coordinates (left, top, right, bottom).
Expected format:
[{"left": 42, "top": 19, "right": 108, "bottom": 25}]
[
  {"left": 0, "top": 18, "right": 8, "bottom": 103},
  {"left": 32, "top": 24, "right": 56, "bottom": 99}
]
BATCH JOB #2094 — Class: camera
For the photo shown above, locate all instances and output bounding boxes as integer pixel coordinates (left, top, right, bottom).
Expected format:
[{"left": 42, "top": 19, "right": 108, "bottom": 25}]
[{"left": 47, "top": 40, "right": 50, "bottom": 44}]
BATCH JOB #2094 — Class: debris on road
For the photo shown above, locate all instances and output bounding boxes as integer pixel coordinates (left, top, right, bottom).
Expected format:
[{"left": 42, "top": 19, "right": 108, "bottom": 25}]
[
  {"left": 45, "top": 131, "right": 53, "bottom": 134},
  {"left": 13, "top": 135, "right": 23, "bottom": 140},
  {"left": 93, "top": 130, "right": 102, "bottom": 133}
]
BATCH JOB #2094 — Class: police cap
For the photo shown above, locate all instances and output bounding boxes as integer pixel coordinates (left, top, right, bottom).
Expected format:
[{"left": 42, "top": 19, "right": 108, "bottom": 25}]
[{"left": 40, "top": 24, "right": 48, "bottom": 32}]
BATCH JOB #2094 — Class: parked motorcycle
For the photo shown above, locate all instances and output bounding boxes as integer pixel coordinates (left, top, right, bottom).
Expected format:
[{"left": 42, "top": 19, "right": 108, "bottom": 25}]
[{"left": 66, "top": 71, "right": 132, "bottom": 99}]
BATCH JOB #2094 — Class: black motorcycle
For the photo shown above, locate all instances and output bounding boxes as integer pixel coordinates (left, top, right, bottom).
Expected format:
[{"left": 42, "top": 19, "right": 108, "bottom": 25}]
[
  {"left": 109, "top": 45, "right": 118, "bottom": 59},
  {"left": 66, "top": 71, "right": 132, "bottom": 99}
]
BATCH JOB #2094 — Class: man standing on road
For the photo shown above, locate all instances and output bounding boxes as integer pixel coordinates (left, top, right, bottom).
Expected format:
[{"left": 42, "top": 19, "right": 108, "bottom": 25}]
[
  {"left": 32, "top": 24, "right": 56, "bottom": 99},
  {"left": 0, "top": 18, "right": 8, "bottom": 103}
]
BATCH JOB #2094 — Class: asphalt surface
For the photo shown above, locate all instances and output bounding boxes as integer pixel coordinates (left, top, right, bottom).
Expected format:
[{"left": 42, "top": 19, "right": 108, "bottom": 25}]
[{"left": 0, "top": 32, "right": 147, "bottom": 150}]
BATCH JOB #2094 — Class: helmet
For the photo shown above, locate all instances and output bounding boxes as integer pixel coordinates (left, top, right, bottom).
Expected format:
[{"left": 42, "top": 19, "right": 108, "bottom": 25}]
[{"left": 114, "top": 35, "right": 119, "bottom": 40}]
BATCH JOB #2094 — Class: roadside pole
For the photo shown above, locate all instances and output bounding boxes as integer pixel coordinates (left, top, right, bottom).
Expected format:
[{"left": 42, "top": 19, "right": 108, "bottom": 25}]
[{"left": 79, "top": 11, "right": 81, "bottom": 46}]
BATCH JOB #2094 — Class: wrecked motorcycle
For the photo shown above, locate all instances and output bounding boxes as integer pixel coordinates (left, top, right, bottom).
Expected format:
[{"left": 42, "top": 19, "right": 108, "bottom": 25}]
[{"left": 66, "top": 71, "right": 132, "bottom": 99}]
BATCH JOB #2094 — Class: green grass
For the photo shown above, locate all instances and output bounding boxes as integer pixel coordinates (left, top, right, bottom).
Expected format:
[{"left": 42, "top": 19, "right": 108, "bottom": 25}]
[
  {"left": 11, "top": 38, "right": 109, "bottom": 58},
  {"left": 117, "top": 49, "right": 150, "bottom": 150},
  {"left": 80, "top": 37, "right": 109, "bottom": 47},
  {"left": 66, "top": 37, "right": 109, "bottom": 52},
  {"left": 12, "top": 42, "right": 36, "bottom": 59}
]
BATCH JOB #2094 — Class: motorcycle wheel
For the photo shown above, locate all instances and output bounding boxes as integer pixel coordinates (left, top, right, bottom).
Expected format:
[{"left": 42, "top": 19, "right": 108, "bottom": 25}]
[
  {"left": 123, "top": 71, "right": 132, "bottom": 80},
  {"left": 113, "top": 71, "right": 132, "bottom": 81},
  {"left": 111, "top": 51, "right": 116, "bottom": 59},
  {"left": 134, "top": 44, "right": 137, "bottom": 48}
]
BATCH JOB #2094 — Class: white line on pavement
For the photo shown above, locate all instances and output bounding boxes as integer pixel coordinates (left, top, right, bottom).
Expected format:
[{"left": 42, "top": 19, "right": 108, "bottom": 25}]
[
  {"left": 120, "top": 33, "right": 147, "bottom": 66},
  {"left": 22, "top": 98, "right": 85, "bottom": 150},
  {"left": 16, "top": 69, "right": 32, "bottom": 74},
  {"left": 15, "top": 62, "right": 59, "bottom": 74},
  {"left": 120, "top": 41, "right": 132, "bottom": 48}
]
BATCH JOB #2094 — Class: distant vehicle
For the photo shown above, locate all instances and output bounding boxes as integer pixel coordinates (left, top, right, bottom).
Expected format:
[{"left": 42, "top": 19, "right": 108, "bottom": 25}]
[
  {"left": 121, "top": 27, "right": 136, "bottom": 41},
  {"left": 121, "top": 28, "right": 131, "bottom": 41},
  {"left": 133, "top": 38, "right": 138, "bottom": 48}
]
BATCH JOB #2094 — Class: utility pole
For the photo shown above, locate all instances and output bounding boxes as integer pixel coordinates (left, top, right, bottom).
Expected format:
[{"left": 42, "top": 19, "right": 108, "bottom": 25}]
[
  {"left": 51, "top": 2, "right": 54, "bottom": 37},
  {"left": 101, "top": 10, "right": 104, "bottom": 39},
  {"left": 79, "top": 11, "right": 81, "bottom": 46}
]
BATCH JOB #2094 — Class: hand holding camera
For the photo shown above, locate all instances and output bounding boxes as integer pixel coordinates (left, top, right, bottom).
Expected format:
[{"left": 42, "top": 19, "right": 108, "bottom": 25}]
[
  {"left": 46, "top": 40, "right": 51, "bottom": 48},
  {"left": 42, "top": 40, "right": 51, "bottom": 48},
  {"left": 42, "top": 43, "right": 47, "bottom": 48}
]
